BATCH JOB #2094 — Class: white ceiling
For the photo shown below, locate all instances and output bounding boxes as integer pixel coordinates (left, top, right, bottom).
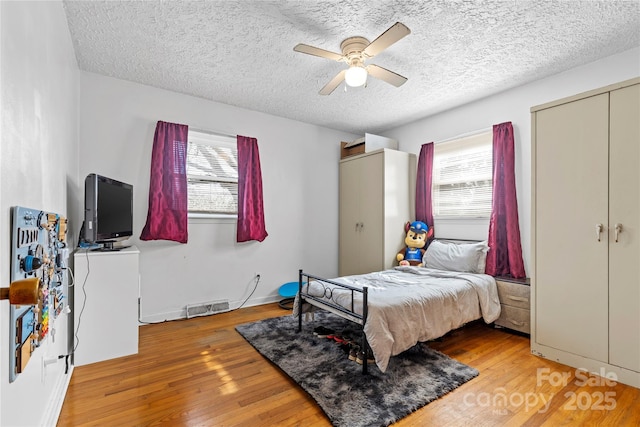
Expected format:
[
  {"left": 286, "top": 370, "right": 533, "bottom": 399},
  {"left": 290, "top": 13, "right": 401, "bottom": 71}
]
[{"left": 62, "top": 0, "right": 640, "bottom": 135}]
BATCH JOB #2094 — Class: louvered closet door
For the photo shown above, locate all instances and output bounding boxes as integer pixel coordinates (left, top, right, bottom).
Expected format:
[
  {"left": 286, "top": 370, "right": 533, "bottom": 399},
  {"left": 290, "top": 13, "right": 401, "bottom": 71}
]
[
  {"left": 535, "top": 93, "right": 609, "bottom": 362},
  {"left": 609, "top": 83, "right": 640, "bottom": 372}
]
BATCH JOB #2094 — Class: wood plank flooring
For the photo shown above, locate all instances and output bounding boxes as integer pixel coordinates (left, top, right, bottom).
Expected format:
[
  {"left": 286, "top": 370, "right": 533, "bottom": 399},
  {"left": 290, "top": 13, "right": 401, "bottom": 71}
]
[{"left": 58, "top": 303, "right": 640, "bottom": 426}]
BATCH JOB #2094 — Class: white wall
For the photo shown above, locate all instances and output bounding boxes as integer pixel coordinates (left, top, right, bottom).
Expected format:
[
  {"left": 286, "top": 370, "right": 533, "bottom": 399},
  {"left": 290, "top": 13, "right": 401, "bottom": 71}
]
[
  {"left": 385, "top": 47, "right": 640, "bottom": 276},
  {"left": 78, "top": 72, "right": 357, "bottom": 322},
  {"left": 0, "top": 1, "right": 80, "bottom": 426}
]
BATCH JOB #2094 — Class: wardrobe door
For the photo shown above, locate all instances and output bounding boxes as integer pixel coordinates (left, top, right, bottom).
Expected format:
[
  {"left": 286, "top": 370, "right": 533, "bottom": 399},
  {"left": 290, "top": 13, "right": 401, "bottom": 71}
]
[
  {"left": 339, "top": 156, "right": 363, "bottom": 276},
  {"left": 609, "top": 84, "right": 640, "bottom": 372},
  {"left": 357, "top": 152, "right": 384, "bottom": 274},
  {"left": 534, "top": 93, "right": 609, "bottom": 362},
  {"left": 339, "top": 152, "right": 384, "bottom": 276}
]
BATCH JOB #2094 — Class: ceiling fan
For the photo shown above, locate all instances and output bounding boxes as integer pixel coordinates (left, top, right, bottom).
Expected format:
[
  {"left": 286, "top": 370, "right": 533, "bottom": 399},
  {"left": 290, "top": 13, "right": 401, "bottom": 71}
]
[{"left": 294, "top": 22, "right": 411, "bottom": 95}]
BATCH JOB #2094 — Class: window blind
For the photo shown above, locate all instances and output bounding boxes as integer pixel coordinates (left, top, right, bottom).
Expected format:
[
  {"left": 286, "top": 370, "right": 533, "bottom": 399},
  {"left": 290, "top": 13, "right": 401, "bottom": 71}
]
[
  {"left": 432, "top": 131, "right": 492, "bottom": 218},
  {"left": 187, "top": 132, "right": 238, "bottom": 214}
]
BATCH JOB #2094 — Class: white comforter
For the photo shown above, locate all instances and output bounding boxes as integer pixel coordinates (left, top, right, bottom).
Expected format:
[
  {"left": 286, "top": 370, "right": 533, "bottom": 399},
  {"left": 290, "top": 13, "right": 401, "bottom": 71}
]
[{"left": 295, "top": 266, "right": 501, "bottom": 372}]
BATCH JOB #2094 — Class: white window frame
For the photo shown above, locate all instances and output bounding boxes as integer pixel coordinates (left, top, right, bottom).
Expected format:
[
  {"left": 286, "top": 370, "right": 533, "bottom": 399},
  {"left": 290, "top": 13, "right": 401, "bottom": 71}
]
[
  {"left": 432, "top": 130, "right": 493, "bottom": 220},
  {"left": 186, "top": 130, "right": 238, "bottom": 219}
]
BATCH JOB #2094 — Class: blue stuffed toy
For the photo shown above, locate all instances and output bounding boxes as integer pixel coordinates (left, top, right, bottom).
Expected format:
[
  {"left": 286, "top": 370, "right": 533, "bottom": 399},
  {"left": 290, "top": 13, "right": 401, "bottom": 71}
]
[{"left": 396, "top": 221, "right": 431, "bottom": 266}]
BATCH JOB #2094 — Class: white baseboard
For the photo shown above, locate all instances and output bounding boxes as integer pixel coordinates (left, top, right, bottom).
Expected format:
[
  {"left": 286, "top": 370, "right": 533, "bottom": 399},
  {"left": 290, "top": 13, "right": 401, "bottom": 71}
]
[
  {"left": 139, "top": 295, "right": 281, "bottom": 324},
  {"left": 40, "top": 365, "right": 74, "bottom": 427}
]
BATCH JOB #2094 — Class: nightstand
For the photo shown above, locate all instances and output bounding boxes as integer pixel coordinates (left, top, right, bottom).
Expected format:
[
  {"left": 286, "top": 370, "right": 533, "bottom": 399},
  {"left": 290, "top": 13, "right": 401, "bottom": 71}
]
[{"left": 494, "top": 276, "right": 530, "bottom": 334}]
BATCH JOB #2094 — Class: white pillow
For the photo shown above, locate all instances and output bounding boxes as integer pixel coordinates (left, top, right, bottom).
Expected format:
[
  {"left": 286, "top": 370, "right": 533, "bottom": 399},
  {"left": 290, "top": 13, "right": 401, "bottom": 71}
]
[{"left": 423, "top": 240, "right": 489, "bottom": 274}]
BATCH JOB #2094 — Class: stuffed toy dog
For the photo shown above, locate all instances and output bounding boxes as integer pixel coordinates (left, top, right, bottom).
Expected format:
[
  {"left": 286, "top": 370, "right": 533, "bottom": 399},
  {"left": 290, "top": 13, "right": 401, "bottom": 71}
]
[{"left": 396, "top": 220, "right": 431, "bottom": 266}]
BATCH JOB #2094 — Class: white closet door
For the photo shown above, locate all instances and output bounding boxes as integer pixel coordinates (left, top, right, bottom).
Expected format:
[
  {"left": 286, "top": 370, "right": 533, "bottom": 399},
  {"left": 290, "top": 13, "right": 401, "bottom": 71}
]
[
  {"left": 339, "top": 152, "right": 384, "bottom": 276},
  {"left": 609, "top": 84, "right": 640, "bottom": 372},
  {"left": 535, "top": 93, "right": 609, "bottom": 362},
  {"left": 358, "top": 152, "right": 384, "bottom": 274},
  {"left": 339, "top": 157, "right": 363, "bottom": 276}
]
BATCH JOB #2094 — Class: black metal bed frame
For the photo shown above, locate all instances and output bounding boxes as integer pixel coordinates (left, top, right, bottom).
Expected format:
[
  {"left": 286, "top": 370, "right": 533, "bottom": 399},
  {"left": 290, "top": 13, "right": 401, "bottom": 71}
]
[{"left": 296, "top": 269, "right": 371, "bottom": 374}]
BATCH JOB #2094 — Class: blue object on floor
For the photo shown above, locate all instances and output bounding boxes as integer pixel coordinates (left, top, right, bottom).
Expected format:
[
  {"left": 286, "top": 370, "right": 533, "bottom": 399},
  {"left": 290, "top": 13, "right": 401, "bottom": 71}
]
[
  {"left": 278, "top": 281, "right": 299, "bottom": 298},
  {"left": 278, "top": 281, "right": 303, "bottom": 310}
]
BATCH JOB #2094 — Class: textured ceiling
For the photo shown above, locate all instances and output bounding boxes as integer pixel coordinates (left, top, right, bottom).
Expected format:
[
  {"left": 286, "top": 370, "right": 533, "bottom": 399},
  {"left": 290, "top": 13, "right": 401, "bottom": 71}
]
[{"left": 62, "top": 0, "right": 640, "bottom": 135}]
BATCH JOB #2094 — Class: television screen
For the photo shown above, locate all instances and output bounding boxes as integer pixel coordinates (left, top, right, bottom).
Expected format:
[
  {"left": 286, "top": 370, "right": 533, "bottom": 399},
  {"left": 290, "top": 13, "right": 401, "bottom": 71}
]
[{"left": 84, "top": 174, "right": 133, "bottom": 249}]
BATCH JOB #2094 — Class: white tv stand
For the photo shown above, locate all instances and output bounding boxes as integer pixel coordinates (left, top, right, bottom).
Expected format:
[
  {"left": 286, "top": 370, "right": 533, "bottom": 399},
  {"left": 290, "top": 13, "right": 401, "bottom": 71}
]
[{"left": 72, "top": 245, "right": 139, "bottom": 366}]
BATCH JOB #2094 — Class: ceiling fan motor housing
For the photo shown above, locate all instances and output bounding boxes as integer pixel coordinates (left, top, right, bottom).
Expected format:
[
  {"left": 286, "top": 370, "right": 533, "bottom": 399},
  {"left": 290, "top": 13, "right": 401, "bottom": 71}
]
[{"left": 340, "top": 36, "right": 369, "bottom": 65}]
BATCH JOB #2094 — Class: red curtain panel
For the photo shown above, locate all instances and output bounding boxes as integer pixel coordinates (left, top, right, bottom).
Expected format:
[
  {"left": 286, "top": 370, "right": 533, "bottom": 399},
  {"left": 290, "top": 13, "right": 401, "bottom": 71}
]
[
  {"left": 140, "top": 120, "right": 189, "bottom": 243},
  {"left": 485, "top": 121, "right": 526, "bottom": 278},
  {"left": 416, "top": 142, "right": 435, "bottom": 234},
  {"left": 236, "top": 135, "right": 268, "bottom": 243}
]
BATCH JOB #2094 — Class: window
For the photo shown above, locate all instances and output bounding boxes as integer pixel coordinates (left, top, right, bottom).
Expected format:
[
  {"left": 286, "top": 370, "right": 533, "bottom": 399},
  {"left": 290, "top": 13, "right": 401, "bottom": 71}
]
[
  {"left": 432, "top": 131, "right": 492, "bottom": 218},
  {"left": 186, "top": 131, "right": 238, "bottom": 215}
]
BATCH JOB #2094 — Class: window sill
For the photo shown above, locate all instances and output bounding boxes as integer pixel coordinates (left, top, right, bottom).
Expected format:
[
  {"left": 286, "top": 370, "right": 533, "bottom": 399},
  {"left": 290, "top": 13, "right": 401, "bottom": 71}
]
[
  {"left": 188, "top": 213, "right": 237, "bottom": 224},
  {"left": 434, "top": 217, "right": 490, "bottom": 223}
]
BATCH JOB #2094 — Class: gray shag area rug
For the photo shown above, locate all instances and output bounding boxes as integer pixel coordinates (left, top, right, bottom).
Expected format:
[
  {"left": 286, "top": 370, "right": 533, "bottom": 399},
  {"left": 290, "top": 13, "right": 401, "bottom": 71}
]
[{"left": 235, "top": 312, "right": 478, "bottom": 427}]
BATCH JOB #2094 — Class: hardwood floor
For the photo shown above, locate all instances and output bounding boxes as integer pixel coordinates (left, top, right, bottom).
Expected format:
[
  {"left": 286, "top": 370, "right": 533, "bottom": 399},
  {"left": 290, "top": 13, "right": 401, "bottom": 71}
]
[{"left": 58, "top": 303, "right": 640, "bottom": 426}]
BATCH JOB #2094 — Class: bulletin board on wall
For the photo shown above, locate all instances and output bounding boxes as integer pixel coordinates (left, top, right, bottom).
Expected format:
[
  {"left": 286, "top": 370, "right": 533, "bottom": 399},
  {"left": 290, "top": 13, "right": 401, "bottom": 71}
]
[{"left": 9, "top": 206, "right": 69, "bottom": 383}]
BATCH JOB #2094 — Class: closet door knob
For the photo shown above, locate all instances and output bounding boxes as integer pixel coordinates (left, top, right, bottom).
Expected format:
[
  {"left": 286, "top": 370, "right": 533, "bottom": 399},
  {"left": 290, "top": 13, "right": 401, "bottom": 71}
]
[
  {"left": 596, "top": 223, "right": 603, "bottom": 242},
  {"left": 615, "top": 223, "right": 623, "bottom": 243}
]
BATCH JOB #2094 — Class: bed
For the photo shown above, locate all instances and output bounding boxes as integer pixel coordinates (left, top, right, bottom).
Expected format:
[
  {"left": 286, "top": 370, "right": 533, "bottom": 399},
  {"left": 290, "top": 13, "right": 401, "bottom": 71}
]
[{"left": 294, "top": 239, "right": 501, "bottom": 374}]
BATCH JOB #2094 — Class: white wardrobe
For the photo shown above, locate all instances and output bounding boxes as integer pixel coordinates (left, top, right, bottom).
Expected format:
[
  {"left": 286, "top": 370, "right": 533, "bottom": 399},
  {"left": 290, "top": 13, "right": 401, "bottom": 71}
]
[
  {"left": 531, "top": 78, "right": 639, "bottom": 388},
  {"left": 339, "top": 149, "right": 416, "bottom": 277}
]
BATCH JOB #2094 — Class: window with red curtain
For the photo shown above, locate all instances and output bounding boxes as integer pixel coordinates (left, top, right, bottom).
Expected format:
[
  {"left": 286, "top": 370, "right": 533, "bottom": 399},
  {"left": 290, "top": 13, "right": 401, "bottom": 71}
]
[
  {"left": 236, "top": 135, "right": 268, "bottom": 242},
  {"left": 140, "top": 121, "right": 189, "bottom": 243},
  {"left": 485, "top": 121, "right": 526, "bottom": 278}
]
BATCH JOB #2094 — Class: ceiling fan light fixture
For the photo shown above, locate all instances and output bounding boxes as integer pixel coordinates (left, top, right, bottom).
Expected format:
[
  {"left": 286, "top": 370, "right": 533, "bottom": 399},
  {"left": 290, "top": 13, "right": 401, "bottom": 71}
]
[{"left": 345, "top": 65, "right": 367, "bottom": 87}]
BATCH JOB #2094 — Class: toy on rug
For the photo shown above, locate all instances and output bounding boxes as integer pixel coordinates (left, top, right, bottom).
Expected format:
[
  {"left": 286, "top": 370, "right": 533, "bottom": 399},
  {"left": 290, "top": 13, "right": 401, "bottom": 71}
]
[{"left": 396, "top": 220, "right": 432, "bottom": 267}]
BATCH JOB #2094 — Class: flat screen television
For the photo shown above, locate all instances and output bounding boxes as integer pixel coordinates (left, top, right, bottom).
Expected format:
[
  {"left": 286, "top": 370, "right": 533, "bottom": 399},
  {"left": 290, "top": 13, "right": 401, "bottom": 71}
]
[{"left": 83, "top": 173, "right": 133, "bottom": 250}]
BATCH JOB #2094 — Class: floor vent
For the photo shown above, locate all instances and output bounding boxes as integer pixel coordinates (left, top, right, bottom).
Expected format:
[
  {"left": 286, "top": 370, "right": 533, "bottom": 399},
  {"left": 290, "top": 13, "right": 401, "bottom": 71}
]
[{"left": 186, "top": 300, "right": 230, "bottom": 319}]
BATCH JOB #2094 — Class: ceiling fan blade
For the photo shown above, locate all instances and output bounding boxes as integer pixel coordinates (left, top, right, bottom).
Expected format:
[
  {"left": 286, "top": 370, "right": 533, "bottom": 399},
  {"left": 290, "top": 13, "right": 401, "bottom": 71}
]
[
  {"left": 366, "top": 64, "right": 408, "bottom": 87},
  {"left": 294, "top": 44, "right": 343, "bottom": 61},
  {"left": 362, "top": 22, "right": 410, "bottom": 58},
  {"left": 319, "top": 70, "right": 347, "bottom": 95}
]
